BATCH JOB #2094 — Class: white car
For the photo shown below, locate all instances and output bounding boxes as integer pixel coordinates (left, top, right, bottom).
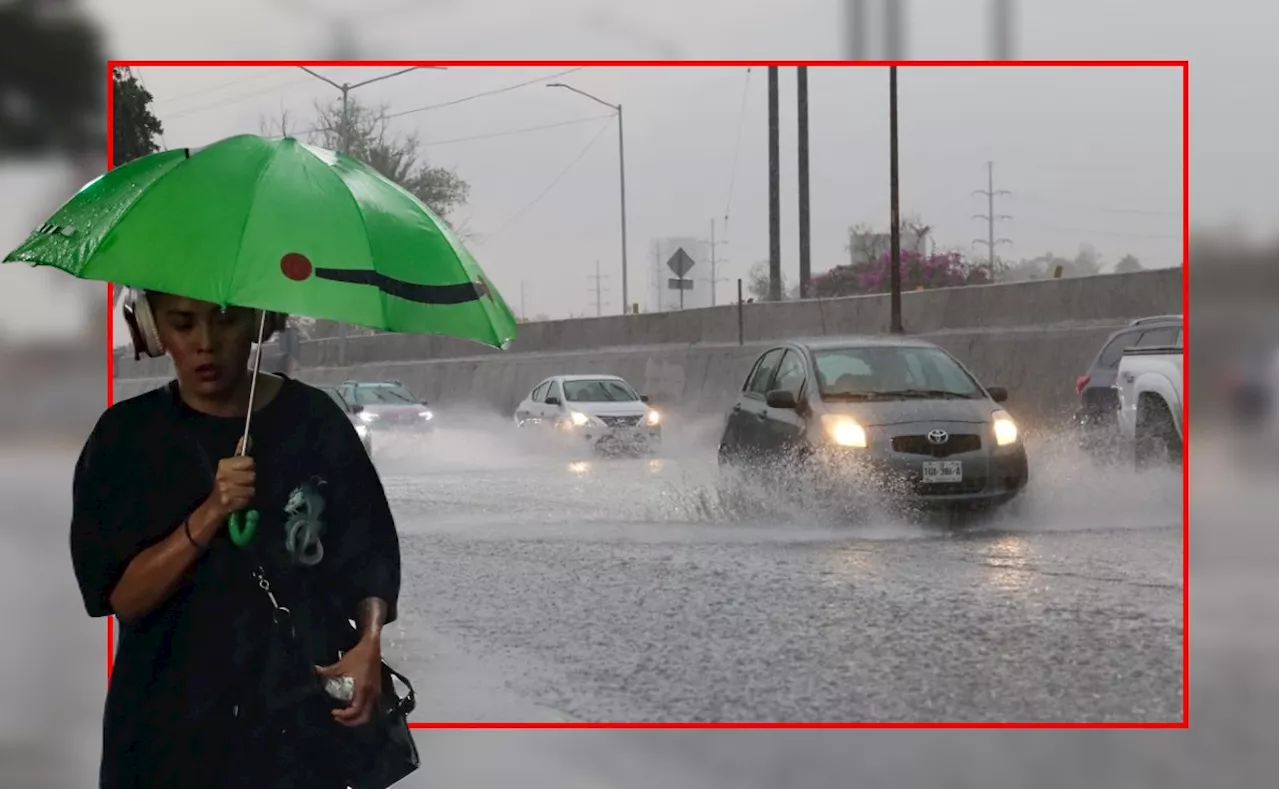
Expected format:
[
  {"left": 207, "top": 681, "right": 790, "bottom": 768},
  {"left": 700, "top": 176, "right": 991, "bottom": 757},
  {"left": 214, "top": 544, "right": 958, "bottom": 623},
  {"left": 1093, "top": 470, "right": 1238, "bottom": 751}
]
[
  {"left": 1114, "top": 327, "right": 1183, "bottom": 467},
  {"left": 514, "top": 374, "right": 662, "bottom": 454}
]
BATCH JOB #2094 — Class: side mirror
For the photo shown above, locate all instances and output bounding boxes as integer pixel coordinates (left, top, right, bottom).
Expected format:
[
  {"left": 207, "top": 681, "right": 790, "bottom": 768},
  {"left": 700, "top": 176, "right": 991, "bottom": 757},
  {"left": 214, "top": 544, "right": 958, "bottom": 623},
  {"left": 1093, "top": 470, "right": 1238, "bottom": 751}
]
[
  {"left": 765, "top": 389, "right": 799, "bottom": 410},
  {"left": 351, "top": 404, "right": 364, "bottom": 413},
  {"left": 987, "top": 386, "right": 1009, "bottom": 403},
  {"left": 640, "top": 394, "right": 650, "bottom": 403},
  {"left": 546, "top": 396, "right": 562, "bottom": 406}
]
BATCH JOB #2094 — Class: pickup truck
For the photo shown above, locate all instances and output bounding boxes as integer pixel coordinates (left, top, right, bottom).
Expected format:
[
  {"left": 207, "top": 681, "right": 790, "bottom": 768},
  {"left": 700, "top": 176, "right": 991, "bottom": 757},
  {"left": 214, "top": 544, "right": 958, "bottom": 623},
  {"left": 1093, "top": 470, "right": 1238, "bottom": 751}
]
[{"left": 1114, "top": 328, "right": 1184, "bottom": 467}]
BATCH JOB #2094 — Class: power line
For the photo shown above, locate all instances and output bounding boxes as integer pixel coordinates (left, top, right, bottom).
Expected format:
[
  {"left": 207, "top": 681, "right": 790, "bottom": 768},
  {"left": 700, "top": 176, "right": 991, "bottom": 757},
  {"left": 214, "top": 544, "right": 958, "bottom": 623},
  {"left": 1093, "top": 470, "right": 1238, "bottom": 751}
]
[
  {"left": 154, "top": 69, "right": 291, "bottom": 107},
  {"left": 1015, "top": 218, "right": 1180, "bottom": 241},
  {"left": 1016, "top": 192, "right": 1179, "bottom": 217},
  {"left": 482, "top": 120, "right": 615, "bottom": 242},
  {"left": 163, "top": 75, "right": 317, "bottom": 120},
  {"left": 722, "top": 67, "right": 753, "bottom": 229},
  {"left": 419, "top": 115, "right": 614, "bottom": 148},
  {"left": 386, "top": 67, "right": 587, "bottom": 120}
]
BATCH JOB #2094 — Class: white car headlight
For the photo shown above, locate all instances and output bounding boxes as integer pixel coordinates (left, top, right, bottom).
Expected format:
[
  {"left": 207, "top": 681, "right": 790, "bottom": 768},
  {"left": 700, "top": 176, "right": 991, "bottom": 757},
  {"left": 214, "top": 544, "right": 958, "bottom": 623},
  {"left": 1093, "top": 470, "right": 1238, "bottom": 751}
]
[
  {"left": 992, "top": 410, "right": 1019, "bottom": 446},
  {"left": 569, "top": 411, "right": 591, "bottom": 427},
  {"left": 646, "top": 409, "right": 661, "bottom": 426},
  {"left": 820, "top": 415, "right": 867, "bottom": 448},
  {"left": 419, "top": 410, "right": 434, "bottom": 421},
  {"left": 358, "top": 411, "right": 378, "bottom": 423}
]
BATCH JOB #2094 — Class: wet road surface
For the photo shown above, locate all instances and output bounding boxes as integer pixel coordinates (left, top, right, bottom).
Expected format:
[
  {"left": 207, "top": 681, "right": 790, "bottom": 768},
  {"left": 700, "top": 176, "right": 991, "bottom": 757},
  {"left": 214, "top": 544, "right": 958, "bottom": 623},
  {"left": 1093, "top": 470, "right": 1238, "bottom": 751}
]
[
  {"left": 20, "top": 424, "right": 1279, "bottom": 788},
  {"left": 369, "top": 420, "right": 1185, "bottom": 724}
]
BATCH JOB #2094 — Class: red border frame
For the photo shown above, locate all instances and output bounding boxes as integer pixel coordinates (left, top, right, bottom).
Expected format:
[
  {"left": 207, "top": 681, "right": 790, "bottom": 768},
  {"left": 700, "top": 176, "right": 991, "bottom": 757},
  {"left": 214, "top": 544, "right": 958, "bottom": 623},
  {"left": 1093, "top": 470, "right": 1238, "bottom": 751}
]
[{"left": 102, "top": 58, "right": 1187, "bottom": 732}]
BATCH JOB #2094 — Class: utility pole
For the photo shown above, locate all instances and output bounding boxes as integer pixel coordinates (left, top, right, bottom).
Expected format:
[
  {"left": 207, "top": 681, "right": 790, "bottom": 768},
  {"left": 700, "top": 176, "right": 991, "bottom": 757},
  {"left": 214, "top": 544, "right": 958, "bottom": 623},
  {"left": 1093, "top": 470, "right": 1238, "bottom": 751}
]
[
  {"left": 297, "top": 65, "right": 445, "bottom": 364},
  {"left": 767, "top": 65, "right": 782, "bottom": 301},
  {"left": 588, "top": 260, "right": 608, "bottom": 317},
  {"left": 797, "top": 66, "right": 812, "bottom": 299},
  {"left": 888, "top": 66, "right": 903, "bottom": 334},
  {"left": 991, "top": 0, "right": 1016, "bottom": 60},
  {"left": 520, "top": 280, "right": 527, "bottom": 321},
  {"left": 707, "top": 218, "right": 731, "bottom": 307},
  {"left": 972, "top": 160, "right": 1012, "bottom": 278}
]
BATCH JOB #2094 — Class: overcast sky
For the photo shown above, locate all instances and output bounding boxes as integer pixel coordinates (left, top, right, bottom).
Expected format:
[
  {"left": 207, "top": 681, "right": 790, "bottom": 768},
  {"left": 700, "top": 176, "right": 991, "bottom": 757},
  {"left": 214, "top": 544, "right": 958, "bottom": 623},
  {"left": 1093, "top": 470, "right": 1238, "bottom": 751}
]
[{"left": 0, "top": 0, "right": 1274, "bottom": 341}]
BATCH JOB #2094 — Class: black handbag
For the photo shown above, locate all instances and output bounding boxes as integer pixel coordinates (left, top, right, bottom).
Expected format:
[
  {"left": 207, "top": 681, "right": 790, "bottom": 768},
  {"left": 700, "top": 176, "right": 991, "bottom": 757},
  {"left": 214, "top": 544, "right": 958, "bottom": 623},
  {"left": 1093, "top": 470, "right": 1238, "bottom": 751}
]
[{"left": 249, "top": 561, "right": 421, "bottom": 789}]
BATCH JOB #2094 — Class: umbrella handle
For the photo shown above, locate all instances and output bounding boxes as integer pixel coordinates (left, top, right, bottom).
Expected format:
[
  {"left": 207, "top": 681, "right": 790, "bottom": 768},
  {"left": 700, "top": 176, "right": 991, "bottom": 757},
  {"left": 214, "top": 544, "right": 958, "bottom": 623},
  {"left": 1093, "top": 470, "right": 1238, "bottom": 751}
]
[{"left": 229, "top": 509, "right": 260, "bottom": 546}]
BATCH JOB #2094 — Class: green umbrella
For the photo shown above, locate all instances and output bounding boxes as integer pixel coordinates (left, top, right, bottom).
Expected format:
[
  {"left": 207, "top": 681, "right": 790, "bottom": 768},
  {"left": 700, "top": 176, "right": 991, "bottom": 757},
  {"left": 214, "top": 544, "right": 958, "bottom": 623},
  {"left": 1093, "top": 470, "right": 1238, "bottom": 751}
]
[
  {"left": 4, "top": 133, "right": 517, "bottom": 347},
  {"left": 4, "top": 133, "right": 518, "bottom": 546}
]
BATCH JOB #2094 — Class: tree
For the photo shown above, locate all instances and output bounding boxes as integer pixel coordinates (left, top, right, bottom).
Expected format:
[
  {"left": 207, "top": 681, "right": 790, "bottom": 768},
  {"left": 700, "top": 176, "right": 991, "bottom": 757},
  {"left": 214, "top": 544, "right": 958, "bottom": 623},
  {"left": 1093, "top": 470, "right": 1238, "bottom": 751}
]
[
  {"left": 263, "top": 97, "right": 469, "bottom": 221},
  {"left": 745, "top": 261, "right": 789, "bottom": 301},
  {"left": 0, "top": 2, "right": 104, "bottom": 157},
  {"left": 112, "top": 67, "right": 164, "bottom": 168},
  {"left": 1114, "top": 254, "right": 1144, "bottom": 274},
  {"left": 810, "top": 251, "right": 990, "bottom": 298}
]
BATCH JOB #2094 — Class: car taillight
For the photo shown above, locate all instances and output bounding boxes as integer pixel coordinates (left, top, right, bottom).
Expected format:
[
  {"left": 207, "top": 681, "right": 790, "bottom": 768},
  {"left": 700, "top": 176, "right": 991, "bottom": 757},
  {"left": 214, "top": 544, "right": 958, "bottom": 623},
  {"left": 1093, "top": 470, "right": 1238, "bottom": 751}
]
[{"left": 1075, "top": 375, "right": 1090, "bottom": 396}]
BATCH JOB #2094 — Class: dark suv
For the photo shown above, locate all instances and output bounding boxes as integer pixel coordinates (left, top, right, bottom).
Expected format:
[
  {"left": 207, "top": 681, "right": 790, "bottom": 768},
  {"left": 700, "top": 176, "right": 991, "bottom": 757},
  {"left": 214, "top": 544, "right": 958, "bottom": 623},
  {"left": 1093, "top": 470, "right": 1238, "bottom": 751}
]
[{"left": 1073, "top": 315, "right": 1182, "bottom": 451}]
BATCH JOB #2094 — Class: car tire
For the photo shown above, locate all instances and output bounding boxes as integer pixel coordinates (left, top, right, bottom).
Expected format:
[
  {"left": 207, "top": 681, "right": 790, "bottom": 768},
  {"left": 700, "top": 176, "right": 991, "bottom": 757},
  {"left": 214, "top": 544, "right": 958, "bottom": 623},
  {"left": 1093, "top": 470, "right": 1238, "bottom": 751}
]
[{"left": 1134, "top": 396, "right": 1182, "bottom": 469}]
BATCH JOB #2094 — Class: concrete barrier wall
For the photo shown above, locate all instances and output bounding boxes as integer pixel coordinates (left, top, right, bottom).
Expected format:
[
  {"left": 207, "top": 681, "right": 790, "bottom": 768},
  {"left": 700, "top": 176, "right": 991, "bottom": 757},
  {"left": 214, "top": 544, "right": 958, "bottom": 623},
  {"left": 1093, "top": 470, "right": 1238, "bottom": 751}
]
[
  {"left": 111, "top": 267, "right": 1183, "bottom": 432},
  {"left": 114, "top": 321, "right": 1144, "bottom": 433},
  {"left": 113, "top": 268, "right": 1184, "bottom": 380}
]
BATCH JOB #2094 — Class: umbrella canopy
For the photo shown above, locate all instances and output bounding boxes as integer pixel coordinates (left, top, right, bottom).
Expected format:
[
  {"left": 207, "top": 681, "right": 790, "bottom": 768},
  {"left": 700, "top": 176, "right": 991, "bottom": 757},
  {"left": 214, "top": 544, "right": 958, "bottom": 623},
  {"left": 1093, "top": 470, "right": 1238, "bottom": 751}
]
[{"left": 3, "top": 133, "right": 517, "bottom": 349}]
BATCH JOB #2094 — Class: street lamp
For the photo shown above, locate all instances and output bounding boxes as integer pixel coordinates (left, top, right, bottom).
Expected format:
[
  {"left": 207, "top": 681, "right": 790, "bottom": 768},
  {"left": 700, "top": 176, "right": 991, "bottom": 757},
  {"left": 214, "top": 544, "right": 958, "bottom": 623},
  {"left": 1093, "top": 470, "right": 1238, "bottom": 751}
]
[
  {"left": 297, "top": 65, "right": 447, "bottom": 363},
  {"left": 546, "top": 82, "right": 630, "bottom": 316}
]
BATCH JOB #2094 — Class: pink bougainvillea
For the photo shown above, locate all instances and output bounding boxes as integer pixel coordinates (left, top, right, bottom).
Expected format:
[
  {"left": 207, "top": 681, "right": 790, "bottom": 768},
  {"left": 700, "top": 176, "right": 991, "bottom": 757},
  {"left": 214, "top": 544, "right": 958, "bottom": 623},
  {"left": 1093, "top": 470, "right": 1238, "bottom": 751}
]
[{"left": 810, "top": 251, "right": 991, "bottom": 298}]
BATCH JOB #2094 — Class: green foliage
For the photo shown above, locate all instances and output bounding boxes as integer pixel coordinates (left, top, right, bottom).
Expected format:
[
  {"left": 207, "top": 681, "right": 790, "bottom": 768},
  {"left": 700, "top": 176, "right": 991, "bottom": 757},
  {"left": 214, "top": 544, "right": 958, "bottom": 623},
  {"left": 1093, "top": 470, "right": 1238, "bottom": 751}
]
[{"left": 112, "top": 67, "right": 164, "bottom": 167}]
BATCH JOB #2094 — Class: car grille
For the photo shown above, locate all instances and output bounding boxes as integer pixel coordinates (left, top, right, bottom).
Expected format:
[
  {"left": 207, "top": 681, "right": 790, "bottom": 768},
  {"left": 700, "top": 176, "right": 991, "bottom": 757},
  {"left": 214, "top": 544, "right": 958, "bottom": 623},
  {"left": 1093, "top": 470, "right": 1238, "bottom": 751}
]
[
  {"left": 600, "top": 415, "right": 642, "bottom": 428},
  {"left": 891, "top": 433, "right": 981, "bottom": 457}
]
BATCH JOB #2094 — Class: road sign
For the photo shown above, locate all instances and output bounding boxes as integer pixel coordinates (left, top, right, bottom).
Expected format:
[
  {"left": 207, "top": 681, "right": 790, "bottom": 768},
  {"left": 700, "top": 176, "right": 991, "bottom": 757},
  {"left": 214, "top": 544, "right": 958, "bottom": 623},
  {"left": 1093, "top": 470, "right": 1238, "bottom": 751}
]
[
  {"left": 666, "top": 247, "right": 696, "bottom": 278},
  {"left": 667, "top": 278, "right": 693, "bottom": 290}
]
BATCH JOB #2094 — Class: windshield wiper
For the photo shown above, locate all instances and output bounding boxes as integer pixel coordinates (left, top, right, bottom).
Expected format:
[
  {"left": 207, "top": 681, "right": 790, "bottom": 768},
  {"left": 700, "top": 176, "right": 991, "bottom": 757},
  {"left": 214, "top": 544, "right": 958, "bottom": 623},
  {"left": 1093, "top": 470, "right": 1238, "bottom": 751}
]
[{"left": 867, "top": 389, "right": 976, "bottom": 400}]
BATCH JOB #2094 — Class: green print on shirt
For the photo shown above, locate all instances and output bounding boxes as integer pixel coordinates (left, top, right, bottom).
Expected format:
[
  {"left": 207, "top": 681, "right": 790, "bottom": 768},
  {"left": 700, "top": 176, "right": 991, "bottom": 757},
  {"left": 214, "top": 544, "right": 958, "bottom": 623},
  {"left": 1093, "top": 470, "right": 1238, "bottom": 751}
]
[{"left": 284, "top": 476, "right": 327, "bottom": 567}]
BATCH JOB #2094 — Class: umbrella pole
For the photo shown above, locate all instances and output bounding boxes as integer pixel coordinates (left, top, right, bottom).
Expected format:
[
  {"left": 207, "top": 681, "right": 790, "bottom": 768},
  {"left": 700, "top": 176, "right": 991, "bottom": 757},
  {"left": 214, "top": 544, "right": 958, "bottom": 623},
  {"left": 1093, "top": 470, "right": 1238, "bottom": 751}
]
[
  {"left": 237, "top": 310, "right": 269, "bottom": 456},
  {"left": 228, "top": 311, "right": 268, "bottom": 549}
]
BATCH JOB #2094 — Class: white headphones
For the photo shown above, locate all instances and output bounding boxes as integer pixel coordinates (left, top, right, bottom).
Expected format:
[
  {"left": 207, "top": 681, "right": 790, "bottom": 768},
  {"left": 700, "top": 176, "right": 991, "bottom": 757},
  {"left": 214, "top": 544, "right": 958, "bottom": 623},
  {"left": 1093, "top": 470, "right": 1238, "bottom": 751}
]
[{"left": 120, "top": 287, "right": 286, "bottom": 361}]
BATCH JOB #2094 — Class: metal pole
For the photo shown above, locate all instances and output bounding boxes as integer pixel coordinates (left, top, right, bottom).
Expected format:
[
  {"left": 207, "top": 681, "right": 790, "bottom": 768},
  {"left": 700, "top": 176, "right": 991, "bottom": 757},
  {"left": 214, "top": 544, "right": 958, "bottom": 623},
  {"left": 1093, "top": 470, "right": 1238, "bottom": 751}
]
[
  {"left": 767, "top": 66, "right": 782, "bottom": 302},
  {"left": 616, "top": 105, "right": 630, "bottom": 315},
  {"left": 888, "top": 66, "right": 903, "bottom": 334},
  {"left": 737, "top": 279, "right": 744, "bottom": 345},
  {"left": 986, "top": 161, "right": 996, "bottom": 275},
  {"left": 797, "top": 66, "right": 812, "bottom": 299},
  {"left": 337, "top": 86, "right": 350, "bottom": 364},
  {"left": 709, "top": 218, "right": 717, "bottom": 307}
]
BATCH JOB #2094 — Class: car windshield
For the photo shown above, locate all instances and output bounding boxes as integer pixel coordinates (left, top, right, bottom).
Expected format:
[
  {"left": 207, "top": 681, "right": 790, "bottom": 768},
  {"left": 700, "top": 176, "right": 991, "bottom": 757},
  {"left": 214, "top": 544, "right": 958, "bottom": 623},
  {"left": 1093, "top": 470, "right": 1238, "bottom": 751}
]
[
  {"left": 352, "top": 384, "right": 418, "bottom": 405},
  {"left": 562, "top": 379, "right": 640, "bottom": 403},
  {"left": 812, "top": 346, "right": 983, "bottom": 400}
]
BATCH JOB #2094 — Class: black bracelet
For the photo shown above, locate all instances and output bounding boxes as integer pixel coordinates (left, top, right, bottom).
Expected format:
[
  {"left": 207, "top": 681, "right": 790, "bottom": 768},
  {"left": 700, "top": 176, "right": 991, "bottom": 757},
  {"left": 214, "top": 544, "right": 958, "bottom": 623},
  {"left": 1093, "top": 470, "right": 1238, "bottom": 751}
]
[{"left": 183, "top": 517, "right": 207, "bottom": 552}]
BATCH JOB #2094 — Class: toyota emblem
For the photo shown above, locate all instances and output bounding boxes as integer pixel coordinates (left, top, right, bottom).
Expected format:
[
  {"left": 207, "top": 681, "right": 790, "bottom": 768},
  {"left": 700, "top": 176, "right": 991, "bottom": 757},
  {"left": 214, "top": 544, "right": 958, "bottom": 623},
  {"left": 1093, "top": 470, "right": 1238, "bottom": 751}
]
[{"left": 927, "top": 429, "right": 949, "bottom": 445}]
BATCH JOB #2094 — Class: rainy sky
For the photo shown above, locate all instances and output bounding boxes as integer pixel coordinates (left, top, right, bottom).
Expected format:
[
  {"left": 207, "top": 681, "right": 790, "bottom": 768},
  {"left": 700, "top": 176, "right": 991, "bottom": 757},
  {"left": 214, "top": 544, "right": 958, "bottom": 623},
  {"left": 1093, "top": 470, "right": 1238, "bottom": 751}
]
[{"left": 1, "top": 0, "right": 1274, "bottom": 340}]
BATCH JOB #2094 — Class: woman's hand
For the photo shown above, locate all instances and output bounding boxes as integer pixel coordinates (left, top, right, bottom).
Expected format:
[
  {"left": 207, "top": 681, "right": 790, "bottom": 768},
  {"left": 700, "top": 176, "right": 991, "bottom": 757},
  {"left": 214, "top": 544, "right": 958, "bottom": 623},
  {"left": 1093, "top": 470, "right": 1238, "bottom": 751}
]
[
  {"left": 317, "top": 637, "right": 383, "bottom": 727},
  {"left": 207, "top": 437, "right": 255, "bottom": 521}
]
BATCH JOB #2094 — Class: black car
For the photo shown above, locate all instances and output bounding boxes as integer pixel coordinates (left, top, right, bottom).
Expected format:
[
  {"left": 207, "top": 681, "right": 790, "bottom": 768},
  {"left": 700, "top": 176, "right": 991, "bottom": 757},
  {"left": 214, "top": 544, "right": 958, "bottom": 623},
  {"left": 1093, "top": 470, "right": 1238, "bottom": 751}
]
[
  {"left": 717, "top": 337, "right": 1029, "bottom": 510},
  {"left": 1073, "top": 315, "right": 1182, "bottom": 449}
]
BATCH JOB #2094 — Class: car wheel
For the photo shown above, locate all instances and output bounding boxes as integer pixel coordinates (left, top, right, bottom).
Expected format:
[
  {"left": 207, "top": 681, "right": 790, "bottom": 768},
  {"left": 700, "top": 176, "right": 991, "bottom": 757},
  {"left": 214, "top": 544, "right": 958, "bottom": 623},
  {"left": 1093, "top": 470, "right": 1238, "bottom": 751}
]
[{"left": 1135, "top": 396, "right": 1182, "bottom": 469}]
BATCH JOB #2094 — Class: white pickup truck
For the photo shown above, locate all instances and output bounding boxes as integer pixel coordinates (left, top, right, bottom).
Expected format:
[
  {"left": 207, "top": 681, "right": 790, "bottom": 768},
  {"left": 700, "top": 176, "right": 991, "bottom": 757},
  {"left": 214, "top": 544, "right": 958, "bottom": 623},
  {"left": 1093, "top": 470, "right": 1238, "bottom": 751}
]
[{"left": 1114, "top": 327, "right": 1184, "bottom": 467}]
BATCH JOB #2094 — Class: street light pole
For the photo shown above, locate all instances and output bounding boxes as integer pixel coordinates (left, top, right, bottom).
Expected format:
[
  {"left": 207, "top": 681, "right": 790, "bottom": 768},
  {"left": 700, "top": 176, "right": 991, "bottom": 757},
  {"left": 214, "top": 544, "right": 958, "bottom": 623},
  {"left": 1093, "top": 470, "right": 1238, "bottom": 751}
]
[
  {"left": 297, "top": 66, "right": 446, "bottom": 363},
  {"left": 547, "top": 82, "right": 630, "bottom": 315}
]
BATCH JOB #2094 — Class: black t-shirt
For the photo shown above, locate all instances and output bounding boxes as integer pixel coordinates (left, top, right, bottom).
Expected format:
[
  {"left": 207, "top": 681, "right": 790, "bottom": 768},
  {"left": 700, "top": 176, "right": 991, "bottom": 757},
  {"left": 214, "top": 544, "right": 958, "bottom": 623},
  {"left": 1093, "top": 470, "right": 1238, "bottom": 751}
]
[{"left": 70, "top": 376, "right": 401, "bottom": 789}]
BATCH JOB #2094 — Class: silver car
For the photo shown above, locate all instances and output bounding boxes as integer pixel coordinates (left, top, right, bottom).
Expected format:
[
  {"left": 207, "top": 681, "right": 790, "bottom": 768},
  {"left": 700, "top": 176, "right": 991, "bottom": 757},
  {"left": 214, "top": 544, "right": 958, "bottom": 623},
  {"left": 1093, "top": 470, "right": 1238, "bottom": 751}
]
[
  {"left": 717, "top": 337, "right": 1029, "bottom": 510},
  {"left": 514, "top": 374, "right": 662, "bottom": 454},
  {"left": 320, "top": 386, "right": 374, "bottom": 455}
]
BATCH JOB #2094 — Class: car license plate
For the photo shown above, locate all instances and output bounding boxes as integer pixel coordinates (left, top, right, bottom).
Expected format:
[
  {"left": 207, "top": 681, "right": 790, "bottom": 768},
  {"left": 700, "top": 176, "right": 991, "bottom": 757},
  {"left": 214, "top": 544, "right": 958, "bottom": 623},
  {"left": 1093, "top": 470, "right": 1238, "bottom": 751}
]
[{"left": 921, "top": 460, "right": 963, "bottom": 483}]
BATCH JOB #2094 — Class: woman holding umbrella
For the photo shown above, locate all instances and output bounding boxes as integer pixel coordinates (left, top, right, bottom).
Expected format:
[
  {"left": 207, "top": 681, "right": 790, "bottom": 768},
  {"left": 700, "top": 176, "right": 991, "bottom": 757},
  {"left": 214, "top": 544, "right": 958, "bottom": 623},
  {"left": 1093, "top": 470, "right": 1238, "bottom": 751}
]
[
  {"left": 5, "top": 133, "right": 518, "bottom": 788},
  {"left": 71, "top": 288, "right": 401, "bottom": 787}
]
